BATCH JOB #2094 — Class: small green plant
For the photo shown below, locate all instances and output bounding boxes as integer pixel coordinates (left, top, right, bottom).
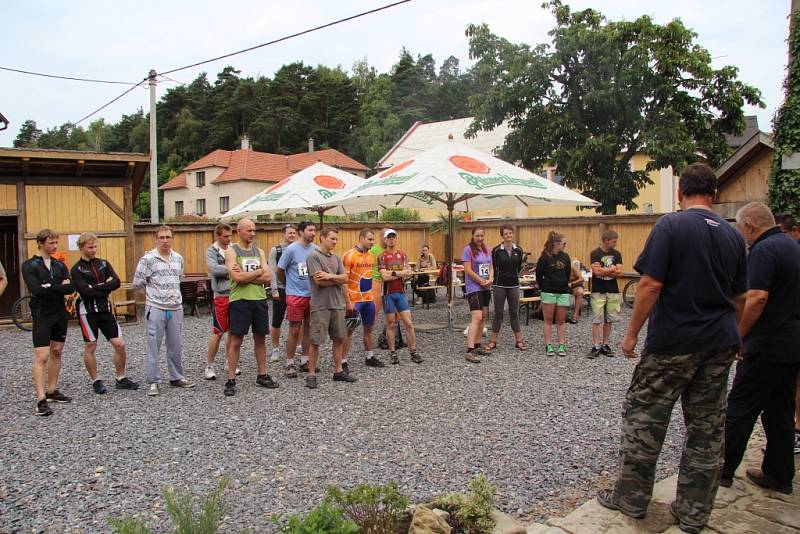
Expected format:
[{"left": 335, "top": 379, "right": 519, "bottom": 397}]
[
  {"left": 325, "top": 482, "right": 409, "bottom": 534},
  {"left": 273, "top": 501, "right": 360, "bottom": 534},
  {"left": 379, "top": 208, "right": 421, "bottom": 222},
  {"left": 434, "top": 476, "right": 497, "bottom": 534},
  {"left": 109, "top": 478, "right": 229, "bottom": 534}
]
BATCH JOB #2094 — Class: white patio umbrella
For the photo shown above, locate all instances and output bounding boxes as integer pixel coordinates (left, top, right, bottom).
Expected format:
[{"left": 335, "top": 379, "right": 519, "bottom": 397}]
[
  {"left": 324, "top": 141, "right": 599, "bottom": 326},
  {"left": 220, "top": 162, "right": 367, "bottom": 226}
]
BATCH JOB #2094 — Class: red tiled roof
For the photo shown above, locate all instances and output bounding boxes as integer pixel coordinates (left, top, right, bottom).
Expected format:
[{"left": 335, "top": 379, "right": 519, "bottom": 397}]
[
  {"left": 287, "top": 149, "right": 369, "bottom": 172},
  {"left": 161, "top": 148, "right": 367, "bottom": 189},
  {"left": 159, "top": 171, "right": 187, "bottom": 190},
  {"left": 185, "top": 149, "right": 232, "bottom": 171}
]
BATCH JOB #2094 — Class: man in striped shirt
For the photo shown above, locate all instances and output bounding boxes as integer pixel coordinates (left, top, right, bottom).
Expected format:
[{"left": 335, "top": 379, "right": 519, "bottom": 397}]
[{"left": 133, "top": 225, "right": 194, "bottom": 396}]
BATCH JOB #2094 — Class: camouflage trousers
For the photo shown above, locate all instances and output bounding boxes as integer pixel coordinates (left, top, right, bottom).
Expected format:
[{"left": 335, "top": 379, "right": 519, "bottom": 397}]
[{"left": 610, "top": 346, "right": 737, "bottom": 527}]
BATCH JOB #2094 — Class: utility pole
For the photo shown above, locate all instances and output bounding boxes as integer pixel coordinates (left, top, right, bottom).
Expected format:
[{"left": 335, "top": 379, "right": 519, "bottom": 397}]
[{"left": 148, "top": 69, "right": 159, "bottom": 223}]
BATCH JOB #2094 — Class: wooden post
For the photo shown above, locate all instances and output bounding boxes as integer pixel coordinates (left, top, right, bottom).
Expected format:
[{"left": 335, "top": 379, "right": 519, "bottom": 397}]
[
  {"left": 123, "top": 181, "right": 136, "bottom": 280},
  {"left": 16, "top": 181, "right": 27, "bottom": 296}
]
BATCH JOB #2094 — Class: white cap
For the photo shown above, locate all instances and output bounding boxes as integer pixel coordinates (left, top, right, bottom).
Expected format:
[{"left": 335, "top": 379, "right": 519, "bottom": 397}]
[{"left": 383, "top": 229, "right": 397, "bottom": 238}]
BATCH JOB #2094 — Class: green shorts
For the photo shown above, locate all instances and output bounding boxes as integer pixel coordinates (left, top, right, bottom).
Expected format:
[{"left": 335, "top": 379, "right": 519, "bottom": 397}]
[
  {"left": 541, "top": 292, "right": 570, "bottom": 307},
  {"left": 591, "top": 292, "right": 621, "bottom": 324}
]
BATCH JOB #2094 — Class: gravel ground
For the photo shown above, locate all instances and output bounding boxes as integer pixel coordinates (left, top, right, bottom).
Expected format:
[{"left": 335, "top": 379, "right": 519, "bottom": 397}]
[{"left": 0, "top": 295, "right": 701, "bottom": 533}]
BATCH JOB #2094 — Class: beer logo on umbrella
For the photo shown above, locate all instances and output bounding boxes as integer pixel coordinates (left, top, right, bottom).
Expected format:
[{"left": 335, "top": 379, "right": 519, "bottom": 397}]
[
  {"left": 449, "top": 155, "right": 490, "bottom": 174},
  {"left": 314, "top": 175, "right": 346, "bottom": 189}
]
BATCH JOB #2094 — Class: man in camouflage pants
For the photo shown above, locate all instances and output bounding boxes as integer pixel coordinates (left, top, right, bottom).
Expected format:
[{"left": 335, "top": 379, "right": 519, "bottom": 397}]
[{"left": 598, "top": 163, "right": 748, "bottom": 534}]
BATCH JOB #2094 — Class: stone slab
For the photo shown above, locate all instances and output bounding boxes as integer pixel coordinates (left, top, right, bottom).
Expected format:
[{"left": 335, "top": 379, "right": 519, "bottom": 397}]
[
  {"left": 746, "top": 499, "right": 800, "bottom": 529},
  {"left": 491, "top": 509, "right": 527, "bottom": 534},
  {"left": 706, "top": 508, "right": 798, "bottom": 534}
]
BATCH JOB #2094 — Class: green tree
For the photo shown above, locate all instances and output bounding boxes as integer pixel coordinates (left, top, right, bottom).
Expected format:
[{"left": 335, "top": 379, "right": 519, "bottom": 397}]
[
  {"left": 466, "top": 1, "right": 764, "bottom": 213},
  {"left": 769, "top": 11, "right": 800, "bottom": 219},
  {"left": 13, "top": 119, "right": 41, "bottom": 147},
  {"left": 351, "top": 75, "right": 403, "bottom": 167}
]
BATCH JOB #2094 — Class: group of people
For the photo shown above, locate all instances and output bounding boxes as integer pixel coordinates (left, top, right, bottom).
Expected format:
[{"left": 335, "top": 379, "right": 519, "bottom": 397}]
[
  {"left": 594, "top": 163, "right": 800, "bottom": 534},
  {"left": 11, "top": 163, "right": 799, "bottom": 533},
  {"left": 455, "top": 224, "right": 624, "bottom": 363}
]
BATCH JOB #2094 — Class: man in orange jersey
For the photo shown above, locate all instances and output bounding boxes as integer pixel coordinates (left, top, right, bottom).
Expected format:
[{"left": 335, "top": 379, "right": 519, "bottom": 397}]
[{"left": 342, "top": 228, "right": 384, "bottom": 369}]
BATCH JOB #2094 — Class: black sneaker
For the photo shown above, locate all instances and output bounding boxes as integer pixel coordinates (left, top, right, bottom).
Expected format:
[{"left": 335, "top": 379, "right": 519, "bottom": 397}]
[
  {"left": 92, "top": 380, "right": 108, "bottom": 394},
  {"left": 256, "top": 374, "right": 279, "bottom": 389},
  {"left": 389, "top": 351, "right": 399, "bottom": 365},
  {"left": 299, "top": 362, "right": 319, "bottom": 373},
  {"left": 410, "top": 350, "right": 423, "bottom": 364},
  {"left": 305, "top": 375, "right": 317, "bottom": 389},
  {"left": 586, "top": 347, "right": 601, "bottom": 359},
  {"left": 46, "top": 390, "right": 72, "bottom": 403},
  {"left": 224, "top": 379, "right": 236, "bottom": 397},
  {"left": 601, "top": 344, "right": 615, "bottom": 357},
  {"left": 342, "top": 361, "right": 349, "bottom": 374},
  {"left": 35, "top": 399, "right": 53, "bottom": 416},
  {"left": 719, "top": 476, "right": 733, "bottom": 488},
  {"left": 333, "top": 371, "right": 358, "bottom": 383},
  {"left": 115, "top": 377, "right": 139, "bottom": 390},
  {"left": 365, "top": 356, "right": 385, "bottom": 368}
]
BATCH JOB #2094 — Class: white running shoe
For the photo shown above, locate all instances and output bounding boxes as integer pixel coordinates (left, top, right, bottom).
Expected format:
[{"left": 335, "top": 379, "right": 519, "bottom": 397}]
[
  {"left": 147, "top": 383, "right": 159, "bottom": 396},
  {"left": 295, "top": 344, "right": 304, "bottom": 356},
  {"left": 270, "top": 348, "right": 281, "bottom": 363},
  {"left": 463, "top": 327, "right": 488, "bottom": 337},
  {"left": 204, "top": 365, "right": 217, "bottom": 380}
]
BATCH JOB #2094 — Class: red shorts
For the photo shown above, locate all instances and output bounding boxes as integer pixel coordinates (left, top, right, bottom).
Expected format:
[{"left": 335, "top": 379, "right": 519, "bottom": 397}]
[
  {"left": 211, "top": 296, "right": 230, "bottom": 334},
  {"left": 285, "top": 295, "right": 311, "bottom": 322}
]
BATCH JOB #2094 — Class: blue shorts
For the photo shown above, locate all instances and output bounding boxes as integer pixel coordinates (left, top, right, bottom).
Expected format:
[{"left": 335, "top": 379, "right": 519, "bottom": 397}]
[
  {"left": 354, "top": 301, "right": 376, "bottom": 327},
  {"left": 383, "top": 292, "right": 410, "bottom": 314}
]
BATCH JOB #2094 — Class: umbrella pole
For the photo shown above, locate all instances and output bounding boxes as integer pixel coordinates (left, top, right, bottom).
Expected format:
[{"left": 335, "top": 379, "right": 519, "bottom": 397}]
[
  {"left": 447, "top": 202, "right": 454, "bottom": 329},
  {"left": 318, "top": 209, "right": 324, "bottom": 231}
]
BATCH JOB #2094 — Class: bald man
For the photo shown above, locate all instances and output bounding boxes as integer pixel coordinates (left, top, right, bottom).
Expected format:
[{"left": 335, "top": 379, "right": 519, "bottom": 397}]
[
  {"left": 223, "top": 218, "right": 278, "bottom": 396},
  {"left": 721, "top": 202, "right": 800, "bottom": 493}
]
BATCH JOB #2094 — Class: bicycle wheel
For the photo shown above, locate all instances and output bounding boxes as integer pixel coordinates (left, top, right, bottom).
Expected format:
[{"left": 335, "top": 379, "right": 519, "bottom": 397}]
[
  {"left": 622, "top": 278, "right": 639, "bottom": 309},
  {"left": 12, "top": 295, "right": 33, "bottom": 331}
]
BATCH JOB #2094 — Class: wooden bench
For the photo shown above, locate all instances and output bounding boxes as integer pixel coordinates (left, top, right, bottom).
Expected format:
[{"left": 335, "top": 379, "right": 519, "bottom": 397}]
[{"left": 519, "top": 296, "right": 541, "bottom": 325}]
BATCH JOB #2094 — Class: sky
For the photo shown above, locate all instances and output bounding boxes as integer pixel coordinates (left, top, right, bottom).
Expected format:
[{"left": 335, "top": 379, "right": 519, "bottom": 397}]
[{"left": 0, "top": 0, "right": 790, "bottom": 147}]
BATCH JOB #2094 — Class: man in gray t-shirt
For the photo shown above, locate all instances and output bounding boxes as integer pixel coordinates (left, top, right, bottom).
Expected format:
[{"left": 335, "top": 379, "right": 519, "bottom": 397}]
[{"left": 305, "top": 228, "right": 356, "bottom": 389}]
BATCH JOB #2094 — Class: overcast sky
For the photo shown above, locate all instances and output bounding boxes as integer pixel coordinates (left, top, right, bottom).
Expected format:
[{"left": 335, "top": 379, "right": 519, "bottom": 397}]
[{"left": 0, "top": 0, "right": 790, "bottom": 147}]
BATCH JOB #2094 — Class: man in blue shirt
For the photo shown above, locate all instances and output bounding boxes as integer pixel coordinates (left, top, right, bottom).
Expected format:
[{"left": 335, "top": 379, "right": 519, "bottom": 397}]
[
  {"left": 597, "top": 163, "right": 748, "bottom": 534},
  {"left": 277, "top": 221, "right": 316, "bottom": 378},
  {"left": 721, "top": 202, "right": 800, "bottom": 494}
]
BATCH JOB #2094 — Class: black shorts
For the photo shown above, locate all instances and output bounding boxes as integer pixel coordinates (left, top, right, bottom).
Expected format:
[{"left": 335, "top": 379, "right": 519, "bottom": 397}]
[
  {"left": 467, "top": 290, "right": 491, "bottom": 311},
  {"left": 271, "top": 288, "right": 286, "bottom": 329},
  {"left": 32, "top": 310, "right": 68, "bottom": 348},
  {"left": 78, "top": 312, "right": 121, "bottom": 343},
  {"left": 229, "top": 299, "right": 268, "bottom": 336}
]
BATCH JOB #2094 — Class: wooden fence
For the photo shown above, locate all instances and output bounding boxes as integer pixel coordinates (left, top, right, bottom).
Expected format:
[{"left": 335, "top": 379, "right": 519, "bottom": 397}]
[{"left": 134, "top": 214, "right": 660, "bottom": 275}]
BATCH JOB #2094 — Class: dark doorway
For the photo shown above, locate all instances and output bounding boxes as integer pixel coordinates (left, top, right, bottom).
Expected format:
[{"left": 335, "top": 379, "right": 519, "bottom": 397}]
[{"left": 0, "top": 217, "right": 20, "bottom": 317}]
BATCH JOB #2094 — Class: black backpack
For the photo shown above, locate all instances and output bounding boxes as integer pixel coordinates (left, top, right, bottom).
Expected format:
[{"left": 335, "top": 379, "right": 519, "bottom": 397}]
[{"left": 377, "top": 324, "right": 406, "bottom": 350}]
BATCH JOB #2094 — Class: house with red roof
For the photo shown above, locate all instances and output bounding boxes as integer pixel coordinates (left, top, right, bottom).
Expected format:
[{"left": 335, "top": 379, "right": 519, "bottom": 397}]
[{"left": 160, "top": 137, "right": 369, "bottom": 219}]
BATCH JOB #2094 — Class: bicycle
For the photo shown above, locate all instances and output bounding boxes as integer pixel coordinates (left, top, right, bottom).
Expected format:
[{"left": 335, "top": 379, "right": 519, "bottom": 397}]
[
  {"left": 11, "top": 293, "right": 79, "bottom": 332},
  {"left": 622, "top": 274, "right": 641, "bottom": 308}
]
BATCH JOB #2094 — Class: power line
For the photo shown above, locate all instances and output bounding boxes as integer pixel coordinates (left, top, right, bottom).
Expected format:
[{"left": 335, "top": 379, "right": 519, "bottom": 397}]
[
  {"left": 158, "top": 74, "right": 185, "bottom": 86},
  {"left": 0, "top": 65, "right": 136, "bottom": 85},
  {"left": 159, "top": 0, "right": 412, "bottom": 76},
  {"left": 74, "top": 78, "right": 148, "bottom": 125}
]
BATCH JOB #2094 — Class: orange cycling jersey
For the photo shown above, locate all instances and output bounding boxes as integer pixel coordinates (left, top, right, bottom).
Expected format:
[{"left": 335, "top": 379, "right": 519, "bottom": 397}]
[{"left": 342, "top": 246, "right": 375, "bottom": 303}]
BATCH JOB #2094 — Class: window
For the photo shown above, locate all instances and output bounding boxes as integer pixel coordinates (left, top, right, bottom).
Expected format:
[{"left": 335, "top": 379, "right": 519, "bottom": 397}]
[
  {"left": 175, "top": 201, "right": 184, "bottom": 216},
  {"left": 196, "top": 171, "right": 206, "bottom": 187},
  {"left": 220, "top": 196, "right": 229, "bottom": 214},
  {"left": 196, "top": 198, "right": 206, "bottom": 216}
]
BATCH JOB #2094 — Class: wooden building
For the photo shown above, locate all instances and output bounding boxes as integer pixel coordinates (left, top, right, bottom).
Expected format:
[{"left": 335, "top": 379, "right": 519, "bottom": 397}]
[
  {"left": 0, "top": 148, "right": 149, "bottom": 316},
  {"left": 713, "top": 131, "right": 774, "bottom": 219}
]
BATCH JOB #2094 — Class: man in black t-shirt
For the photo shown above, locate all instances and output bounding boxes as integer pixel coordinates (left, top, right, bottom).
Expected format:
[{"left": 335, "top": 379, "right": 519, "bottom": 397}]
[
  {"left": 720, "top": 202, "right": 800, "bottom": 493},
  {"left": 597, "top": 164, "right": 747, "bottom": 533},
  {"left": 587, "top": 230, "right": 623, "bottom": 358}
]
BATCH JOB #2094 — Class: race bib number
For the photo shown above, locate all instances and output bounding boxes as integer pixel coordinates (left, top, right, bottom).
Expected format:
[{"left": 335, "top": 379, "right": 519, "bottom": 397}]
[
  {"left": 478, "top": 263, "right": 490, "bottom": 279},
  {"left": 298, "top": 262, "right": 308, "bottom": 278},
  {"left": 241, "top": 258, "right": 260, "bottom": 272}
]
